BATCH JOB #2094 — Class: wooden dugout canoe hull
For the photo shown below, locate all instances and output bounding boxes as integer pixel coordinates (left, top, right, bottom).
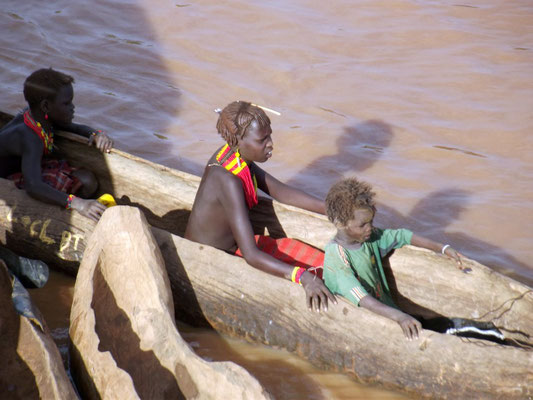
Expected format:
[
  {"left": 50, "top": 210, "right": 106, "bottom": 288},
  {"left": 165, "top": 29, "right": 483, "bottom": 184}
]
[
  {"left": 1, "top": 111, "right": 532, "bottom": 399},
  {"left": 69, "top": 206, "right": 271, "bottom": 400}
]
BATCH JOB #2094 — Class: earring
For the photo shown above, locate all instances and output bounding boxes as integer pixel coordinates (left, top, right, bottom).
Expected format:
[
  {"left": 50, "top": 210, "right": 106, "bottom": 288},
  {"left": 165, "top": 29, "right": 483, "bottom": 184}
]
[
  {"left": 45, "top": 113, "right": 48, "bottom": 120},
  {"left": 235, "top": 148, "right": 241, "bottom": 168}
]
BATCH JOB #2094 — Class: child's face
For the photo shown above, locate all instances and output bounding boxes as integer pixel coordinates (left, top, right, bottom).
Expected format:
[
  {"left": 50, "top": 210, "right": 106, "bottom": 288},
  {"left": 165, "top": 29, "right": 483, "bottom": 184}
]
[
  {"left": 47, "top": 83, "right": 75, "bottom": 126},
  {"left": 237, "top": 120, "right": 273, "bottom": 163},
  {"left": 340, "top": 207, "right": 375, "bottom": 243}
]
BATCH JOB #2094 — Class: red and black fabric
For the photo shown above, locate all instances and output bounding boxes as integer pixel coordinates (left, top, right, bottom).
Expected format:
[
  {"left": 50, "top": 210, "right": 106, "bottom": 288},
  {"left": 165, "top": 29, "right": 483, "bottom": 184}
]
[
  {"left": 8, "top": 159, "right": 81, "bottom": 194},
  {"left": 235, "top": 235, "right": 324, "bottom": 279}
]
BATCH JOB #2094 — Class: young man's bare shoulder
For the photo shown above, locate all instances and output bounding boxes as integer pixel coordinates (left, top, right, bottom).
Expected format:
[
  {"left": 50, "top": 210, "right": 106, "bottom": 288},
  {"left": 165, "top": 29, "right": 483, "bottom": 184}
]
[
  {"left": 204, "top": 164, "right": 242, "bottom": 193},
  {"left": 0, "top": 119, "right": 41, "bottom": 156}
]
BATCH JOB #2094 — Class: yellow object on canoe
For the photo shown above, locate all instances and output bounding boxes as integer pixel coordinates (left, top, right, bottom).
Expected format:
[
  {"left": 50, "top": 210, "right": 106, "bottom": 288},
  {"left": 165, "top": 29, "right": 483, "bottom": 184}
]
[{"left": 97, "top": 193, "right": 117, "bottom": 207}]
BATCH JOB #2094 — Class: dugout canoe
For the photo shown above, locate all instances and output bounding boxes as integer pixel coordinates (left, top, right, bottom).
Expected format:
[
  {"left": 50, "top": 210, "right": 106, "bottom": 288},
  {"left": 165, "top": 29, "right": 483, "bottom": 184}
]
[
  {"left": 1, "top": 111, "right": 532, "bottom": 399},
  {"left": 69, "top": 205, "right": 271, "bottom": 400}
]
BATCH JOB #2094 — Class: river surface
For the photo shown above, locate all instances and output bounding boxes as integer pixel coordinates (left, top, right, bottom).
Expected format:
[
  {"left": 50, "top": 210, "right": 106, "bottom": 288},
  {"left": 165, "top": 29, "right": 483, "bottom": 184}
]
[{"left": 2, "top": 0, "right": 532, "bottom": 398}]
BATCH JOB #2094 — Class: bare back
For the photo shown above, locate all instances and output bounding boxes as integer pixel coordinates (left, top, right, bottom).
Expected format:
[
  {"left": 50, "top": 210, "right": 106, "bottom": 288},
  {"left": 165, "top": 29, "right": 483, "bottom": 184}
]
[{"left": 0, "top": 113, "right": 41, "bottom": 178}]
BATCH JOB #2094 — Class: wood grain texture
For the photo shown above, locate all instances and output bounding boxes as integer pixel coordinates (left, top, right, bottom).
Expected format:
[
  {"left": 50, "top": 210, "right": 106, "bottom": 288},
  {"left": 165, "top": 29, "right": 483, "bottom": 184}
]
[{"left": 69, "top": 206, "right": 271, "bottom": 400}]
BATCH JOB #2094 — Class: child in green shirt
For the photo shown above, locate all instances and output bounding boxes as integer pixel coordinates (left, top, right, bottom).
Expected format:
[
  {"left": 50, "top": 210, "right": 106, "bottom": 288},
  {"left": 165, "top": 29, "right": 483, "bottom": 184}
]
[{"left": 323, "top": 178, "right": 466, "bottom": 341}]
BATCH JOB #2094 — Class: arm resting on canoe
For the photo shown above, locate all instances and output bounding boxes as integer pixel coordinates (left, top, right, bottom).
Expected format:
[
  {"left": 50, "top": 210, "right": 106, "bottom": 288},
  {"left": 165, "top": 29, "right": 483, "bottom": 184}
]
[
  {"left": 21, "top": 137, "right": 69, "bottom": 206},
  {"left": 55, "top": 121, "right": 113, "bottom": 153},
  {"left": 18, "top": 128, "right": 106, "bottom": 221},
  {"left": 21, "top": 150, "right": 105, "bottom": 221},
  {"left": 410, "top": 234, "right": 464, "bottom": 269},
  {"left": 222, "top": 175, "right": 335, "bottom": 312},
  {"left": 359, "top": 295, "right": 422, "bottom": 341},
  {"left": 253, "top": 164, "right": 325, "bottom": 215}
]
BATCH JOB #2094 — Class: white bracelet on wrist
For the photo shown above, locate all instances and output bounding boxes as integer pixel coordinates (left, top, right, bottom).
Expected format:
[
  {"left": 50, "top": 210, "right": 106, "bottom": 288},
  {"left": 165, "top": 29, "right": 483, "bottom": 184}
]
[{"left": 441, "top": 244, "right": 451, "bottom": 254}]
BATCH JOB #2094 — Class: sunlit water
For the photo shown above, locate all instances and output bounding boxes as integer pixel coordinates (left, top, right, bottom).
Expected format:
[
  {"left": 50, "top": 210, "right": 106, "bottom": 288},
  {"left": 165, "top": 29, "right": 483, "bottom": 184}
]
[{"left": 4, "top": 0, "right": 532, "bottom": 398}]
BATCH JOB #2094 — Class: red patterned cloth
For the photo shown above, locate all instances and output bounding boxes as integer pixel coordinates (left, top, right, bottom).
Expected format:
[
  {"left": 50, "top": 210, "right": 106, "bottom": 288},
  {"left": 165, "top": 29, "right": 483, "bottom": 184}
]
[
  {"left": 8, "top": 159, "right": 81, "bottom": 194},
  {"left": 235, "top": 235, "right": 324, "bottom": 279}
]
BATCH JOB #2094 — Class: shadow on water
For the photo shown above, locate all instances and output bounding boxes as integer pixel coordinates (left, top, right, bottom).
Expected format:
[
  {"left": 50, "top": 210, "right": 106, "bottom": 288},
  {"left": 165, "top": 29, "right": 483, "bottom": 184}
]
[
  {"left": 0, "top": 4, "right": 185, "bottom": 168},
  {"left": 286, "top": 120, "right": 394, "bottom": 194},
  {"left": 180, "top": 324, "right": 330, "bottom": 400},
  {"left": 380, "top": 189, "right": 533, "bottom": 287},
  {"left": 287, "top": 119, "right": 533, "bottom": 287}
]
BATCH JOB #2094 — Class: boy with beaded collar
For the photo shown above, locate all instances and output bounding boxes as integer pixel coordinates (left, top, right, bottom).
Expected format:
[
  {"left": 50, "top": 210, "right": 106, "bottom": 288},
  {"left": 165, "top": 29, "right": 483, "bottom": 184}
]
[
  {"left": 324, "top": 177, "right": 467, "bottom": 340},
  {"left": 0, "top": 68, "right": 113, "bottom": 221},
  {"left": 185, "top": 101, "right": 337, "bottom": 312}
]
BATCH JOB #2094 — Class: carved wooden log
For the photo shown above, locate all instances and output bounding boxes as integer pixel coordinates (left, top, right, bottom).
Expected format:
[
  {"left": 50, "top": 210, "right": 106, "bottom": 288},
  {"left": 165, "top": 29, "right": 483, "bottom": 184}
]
[
  {"left": 0, "top": 178, "right": 94, "bottom": 274},
  {"left": 0, "top": 260, "right": 78, "bottom": 399},
  {"left": 154, "top": 228, "right": 533, "bottom": 400},
  {"left": 69, "top": 206, "right": 271, "bottom": 400}
]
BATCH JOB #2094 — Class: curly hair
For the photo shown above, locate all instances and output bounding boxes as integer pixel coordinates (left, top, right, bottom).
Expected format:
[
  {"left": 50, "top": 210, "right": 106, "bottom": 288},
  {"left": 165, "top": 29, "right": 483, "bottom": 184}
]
[
  {"left": 216, "top": 101, "right": 271, "bottom": 147},
  {"left": 326, "top": 178, "right": 376, "bottom": 225},
  {"left": 23, "top": 68, "right": 74, "bottom": 108}
]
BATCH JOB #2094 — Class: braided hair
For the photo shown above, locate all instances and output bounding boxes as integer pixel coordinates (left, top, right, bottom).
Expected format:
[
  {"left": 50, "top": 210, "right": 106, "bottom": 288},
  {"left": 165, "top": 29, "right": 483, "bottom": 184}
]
[{"left": 216, "top": 101, "right": 271, "bottom": 147}]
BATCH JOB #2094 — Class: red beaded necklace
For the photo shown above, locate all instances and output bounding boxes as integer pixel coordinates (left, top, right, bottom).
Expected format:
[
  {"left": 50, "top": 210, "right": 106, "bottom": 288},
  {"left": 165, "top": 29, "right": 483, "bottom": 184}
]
[
  {"left": 216, "top": 144, "right": 258, "bottom": 209},
  {"left": 23, "top": 111, "right": 54, "bottom": 154}
]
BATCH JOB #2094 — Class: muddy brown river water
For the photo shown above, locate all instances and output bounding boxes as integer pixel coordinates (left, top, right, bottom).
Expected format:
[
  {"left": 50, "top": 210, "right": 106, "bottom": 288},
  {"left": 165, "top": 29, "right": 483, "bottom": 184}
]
[{"left": 3, "top": 0, "right": 532, "bottom": 398}]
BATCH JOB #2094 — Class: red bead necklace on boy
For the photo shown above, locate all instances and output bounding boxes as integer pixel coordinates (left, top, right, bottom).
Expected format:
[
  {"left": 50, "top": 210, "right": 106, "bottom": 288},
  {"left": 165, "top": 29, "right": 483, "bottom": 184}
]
[
  {"left": 215, "top": 144, "right": 258, "bottom": 209},
  {"left": 23, "top": 111, "right": 54, "bottom": 154}
]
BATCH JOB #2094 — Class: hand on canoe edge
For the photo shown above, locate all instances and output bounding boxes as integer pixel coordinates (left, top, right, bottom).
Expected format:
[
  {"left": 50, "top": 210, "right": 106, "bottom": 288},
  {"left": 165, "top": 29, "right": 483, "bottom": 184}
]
[
  {"left": 71, "top": 197, "right": 107, "bottom": 222},
  {"left": 396, "top": 313, "right": 422, "bottom": 341},
  {"left": 88, "top": 131, "right": 113, "bottom": 153},
  {"left": 300, "top": 270, "right": 337, "bottom": 313},
  {"left": 443, "top": 247, "right": 472, "bottom": 273}
]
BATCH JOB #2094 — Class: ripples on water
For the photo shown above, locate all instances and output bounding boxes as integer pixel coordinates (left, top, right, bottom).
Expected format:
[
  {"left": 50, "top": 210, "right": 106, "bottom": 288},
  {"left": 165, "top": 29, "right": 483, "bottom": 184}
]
[{"left": 5, "top": 0, "right": 533, "bottom": 398}]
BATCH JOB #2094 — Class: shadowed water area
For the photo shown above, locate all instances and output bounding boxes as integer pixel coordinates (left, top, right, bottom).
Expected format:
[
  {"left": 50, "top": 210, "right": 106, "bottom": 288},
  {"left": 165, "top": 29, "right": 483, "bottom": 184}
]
[{"left": 2, "top": 0, "right": 532, "bottom": 398}]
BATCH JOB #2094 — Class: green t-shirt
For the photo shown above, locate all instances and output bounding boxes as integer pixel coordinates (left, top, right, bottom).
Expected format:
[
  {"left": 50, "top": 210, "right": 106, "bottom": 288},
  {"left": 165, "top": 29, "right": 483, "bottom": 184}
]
[{"left": 323, "top": 228, "right": 413, "bottom": 307}]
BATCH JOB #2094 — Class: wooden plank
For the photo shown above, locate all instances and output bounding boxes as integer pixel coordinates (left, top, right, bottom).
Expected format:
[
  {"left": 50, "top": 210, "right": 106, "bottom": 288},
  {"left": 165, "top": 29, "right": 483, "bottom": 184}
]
[{"left": 0, "top": 166, "right": 533, "bottom": 340}]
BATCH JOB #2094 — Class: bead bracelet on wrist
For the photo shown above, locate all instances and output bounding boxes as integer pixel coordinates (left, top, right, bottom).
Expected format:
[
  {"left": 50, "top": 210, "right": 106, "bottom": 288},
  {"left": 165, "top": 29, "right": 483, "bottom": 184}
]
[
  {"left": 66, "top": 194, "right": 75, "bottom": 210},
  {"left": 291, "top": 266, "right": 305, "bottom": 285}
]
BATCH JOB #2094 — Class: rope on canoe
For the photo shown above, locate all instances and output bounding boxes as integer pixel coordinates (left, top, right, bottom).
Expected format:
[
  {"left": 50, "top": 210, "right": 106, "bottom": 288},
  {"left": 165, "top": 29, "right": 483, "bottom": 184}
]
[{"left": 475, "top": 289, "right": 532, "bottom": 323}]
